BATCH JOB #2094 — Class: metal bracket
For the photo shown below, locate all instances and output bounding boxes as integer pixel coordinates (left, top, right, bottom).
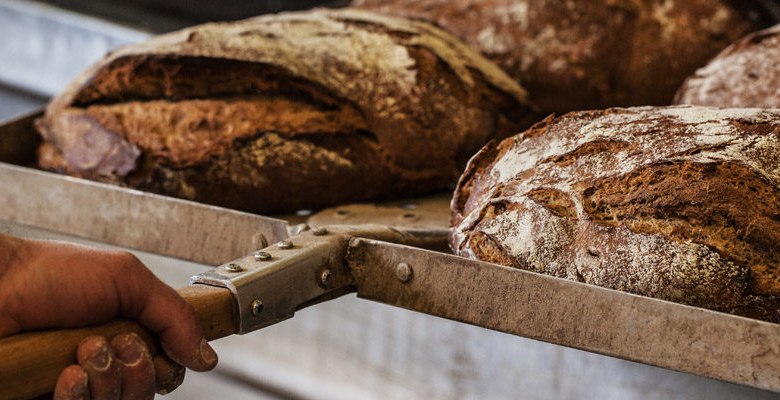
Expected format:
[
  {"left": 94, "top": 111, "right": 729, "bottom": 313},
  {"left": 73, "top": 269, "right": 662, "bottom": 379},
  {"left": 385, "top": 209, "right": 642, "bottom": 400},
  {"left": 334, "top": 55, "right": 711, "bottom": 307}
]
[
  {"left": 190, "top": 228, "right": 355, "bottom": 334},
  {"left": 189, "top": 225, "right": 448, "bottom": 334}
]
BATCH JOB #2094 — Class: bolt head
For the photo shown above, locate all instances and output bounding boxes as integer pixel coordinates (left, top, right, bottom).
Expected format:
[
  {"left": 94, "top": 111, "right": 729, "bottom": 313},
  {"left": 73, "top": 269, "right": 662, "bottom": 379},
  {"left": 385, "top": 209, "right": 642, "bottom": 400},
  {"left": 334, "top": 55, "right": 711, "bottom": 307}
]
[
  {"left": 251, "top": 300, "right": 264, "bottom": 316},
  {"left": 253, "top": 251, "right": 272, "bottom": 261},
  {"left": 225, "top": 263, "right": 243, "bottom": 273},
  {"left": 395, "top": 262, "right": 413, "bottom": 283},
  {"left": 312, "top": 227, "right": 328, "bottom": 236},
  {"left": 277, "top": 240, "right": 294, "bottom": 250},
  {"left": 320, "top": 269, "right": 332, "bottom": 287}
]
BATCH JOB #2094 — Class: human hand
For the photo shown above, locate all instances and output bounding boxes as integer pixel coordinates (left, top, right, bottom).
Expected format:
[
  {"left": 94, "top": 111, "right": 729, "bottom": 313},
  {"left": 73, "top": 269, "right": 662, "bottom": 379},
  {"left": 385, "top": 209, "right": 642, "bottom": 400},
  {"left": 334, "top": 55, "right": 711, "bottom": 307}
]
[{"left": 0, "top": 233, "right": 218, "bottom": 399}]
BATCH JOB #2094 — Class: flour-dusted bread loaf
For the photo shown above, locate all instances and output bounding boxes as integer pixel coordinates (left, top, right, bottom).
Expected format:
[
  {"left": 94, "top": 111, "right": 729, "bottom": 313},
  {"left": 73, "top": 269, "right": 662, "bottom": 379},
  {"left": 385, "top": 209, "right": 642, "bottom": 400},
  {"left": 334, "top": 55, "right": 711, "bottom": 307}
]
[
  {"left": 36, "top": 9, "right": 538, "bottom": 214},
  {"left": 451, "top": 106, "right": 780, "bottom": 322},
  {"left": 675, "top": 24, "right": 780, "bottom": 108},
  {"left": 353, "top": 0, "right": 770, "bottom": 114}
]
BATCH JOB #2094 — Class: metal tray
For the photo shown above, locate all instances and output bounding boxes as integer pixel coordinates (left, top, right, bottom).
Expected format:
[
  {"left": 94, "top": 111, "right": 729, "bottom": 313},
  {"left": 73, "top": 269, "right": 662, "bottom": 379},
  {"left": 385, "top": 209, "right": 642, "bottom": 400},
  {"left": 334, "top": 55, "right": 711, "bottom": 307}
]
[{"left": 1, "top": 111, "right": 779, "bottom": 394}]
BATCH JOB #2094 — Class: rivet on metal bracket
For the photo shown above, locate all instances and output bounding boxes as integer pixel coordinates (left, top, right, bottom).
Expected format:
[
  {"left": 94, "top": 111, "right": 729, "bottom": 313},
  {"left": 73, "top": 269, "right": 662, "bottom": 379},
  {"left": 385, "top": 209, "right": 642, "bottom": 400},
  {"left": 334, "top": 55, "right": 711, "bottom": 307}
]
[
  {"left": 191, "top": 229, "right": 356, "bottom": 334},
  {"left": 395, "top": 262, "right": 413, "bottom": 283},
  {"left": 320, "top": 269, "right": 332, "bottom": 287},
  {"left": 225, "top": 263, "right": 243, "bottom": 273},
  {"left": 251, "top": 300, "right": 264, "bottom": 316}
]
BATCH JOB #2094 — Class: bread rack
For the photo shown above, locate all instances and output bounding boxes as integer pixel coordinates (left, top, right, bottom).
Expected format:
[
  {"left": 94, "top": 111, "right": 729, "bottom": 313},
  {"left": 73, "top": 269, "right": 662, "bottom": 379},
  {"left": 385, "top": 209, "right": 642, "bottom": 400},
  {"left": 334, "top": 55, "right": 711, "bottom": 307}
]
[{"left": 0, "top": 111, "right": 778, "bottom": 399}]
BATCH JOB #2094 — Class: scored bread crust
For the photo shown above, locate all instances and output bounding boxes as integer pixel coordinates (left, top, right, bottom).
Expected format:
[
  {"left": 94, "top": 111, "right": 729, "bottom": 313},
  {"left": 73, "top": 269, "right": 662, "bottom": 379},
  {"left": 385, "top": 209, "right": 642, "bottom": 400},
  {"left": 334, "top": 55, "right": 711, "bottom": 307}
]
[
  {"left": 36, "top": 8, "right": 539, "bottom": 213},
  {"left": 451, "top": 106, "right": 780, "bottom": 322},
  {"left": 675, "top": 24, "right": 780, "bottom": 108},
  {"left": 353, "top": 0, "right": 764, "bottom": 114}
]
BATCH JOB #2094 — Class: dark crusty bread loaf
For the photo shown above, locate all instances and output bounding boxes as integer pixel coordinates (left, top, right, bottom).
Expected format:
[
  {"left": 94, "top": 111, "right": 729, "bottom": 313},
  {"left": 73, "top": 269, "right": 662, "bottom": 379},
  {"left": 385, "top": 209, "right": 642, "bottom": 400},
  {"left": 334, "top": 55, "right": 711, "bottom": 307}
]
[
  {"left": 451, "top": 106, "right": 780, "bottom": 322},
  {"left": 36, "top": 9, "right": 538, "bottom": 214},
  {"left": 675, "top": 24, "right": 780, "bottom": 108},
  {"left": 352, "top": 0, "right": 767, "bottom": 114}
]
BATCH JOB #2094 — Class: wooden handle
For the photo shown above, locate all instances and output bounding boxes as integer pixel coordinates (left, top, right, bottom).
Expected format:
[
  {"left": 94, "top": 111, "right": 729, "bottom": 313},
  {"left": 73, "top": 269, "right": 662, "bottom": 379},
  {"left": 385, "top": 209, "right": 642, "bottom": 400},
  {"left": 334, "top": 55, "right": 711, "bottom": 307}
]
[{"left": 0, "top": 284, "right": 236, "bottom": 400}]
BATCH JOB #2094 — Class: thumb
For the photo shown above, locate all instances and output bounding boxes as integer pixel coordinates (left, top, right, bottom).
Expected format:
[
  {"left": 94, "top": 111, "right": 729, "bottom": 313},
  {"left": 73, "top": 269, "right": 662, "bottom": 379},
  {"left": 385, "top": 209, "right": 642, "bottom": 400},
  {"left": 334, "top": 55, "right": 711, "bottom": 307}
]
[
  {"left": 138, "top": 287, "right": 218, "bottom": 372},
  {"left": 114, "top": 257, "right": 218, "bottom": 372}
]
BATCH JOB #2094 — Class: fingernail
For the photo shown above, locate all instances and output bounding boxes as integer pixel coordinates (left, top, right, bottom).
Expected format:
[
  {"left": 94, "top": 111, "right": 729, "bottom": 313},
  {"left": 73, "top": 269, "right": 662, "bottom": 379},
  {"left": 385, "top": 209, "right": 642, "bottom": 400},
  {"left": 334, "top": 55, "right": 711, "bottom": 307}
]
[
  {"left": 154, "top": 357, "right": 185, "bottom": 394},
  {"left": 114, "top": 335, "right": 144, "bottom": 366},
  {"left": 71, "top": 372, "right": 88, "bottom": 400},
  {"left": 87, "top": 344, "right": 111, "bottom": 371},
  {"left": 199, "top": 339, "right": 218, "bottom": 365},
  {"left": 72, "top": 384, "right": 88, "bottom": 400}
]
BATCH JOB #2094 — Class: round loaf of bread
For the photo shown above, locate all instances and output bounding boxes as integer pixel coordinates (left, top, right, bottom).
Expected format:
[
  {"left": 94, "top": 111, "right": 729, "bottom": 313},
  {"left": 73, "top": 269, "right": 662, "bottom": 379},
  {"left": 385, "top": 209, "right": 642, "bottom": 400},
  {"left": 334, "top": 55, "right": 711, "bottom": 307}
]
[
  {"left": 675, "top": 24, "right": 780, "bottom": 108},
  {"left": 353, "top": 0, "right": 769, "bottom": 114},
  {"left": 451, "top": 106, "right": 780, "bottom": 322},
  {"left": 36, "top": 9, "right": 538, "bottom": 214}
]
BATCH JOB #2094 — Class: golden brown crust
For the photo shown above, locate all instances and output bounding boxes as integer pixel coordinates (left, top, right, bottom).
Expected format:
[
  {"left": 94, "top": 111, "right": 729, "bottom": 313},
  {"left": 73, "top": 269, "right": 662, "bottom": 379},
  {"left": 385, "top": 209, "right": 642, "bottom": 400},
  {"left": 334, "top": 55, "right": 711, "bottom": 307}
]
[
  {"left": 451, "top": 106, "right": 780, "bottom": 322},
  {"left": 36, "top": 9, "right": 539, "bottom": 213},
  {"left": 353, "top": 0, "right": 763, "bottom": 114},
  {"left": 79, "top": 97, "right": 367, "bottom": 168}
]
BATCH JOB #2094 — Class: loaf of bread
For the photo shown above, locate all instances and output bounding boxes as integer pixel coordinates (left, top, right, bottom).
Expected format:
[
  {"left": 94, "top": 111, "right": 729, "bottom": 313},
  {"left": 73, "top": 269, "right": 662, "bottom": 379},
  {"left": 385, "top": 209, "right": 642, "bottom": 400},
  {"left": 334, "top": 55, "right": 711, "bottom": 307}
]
[
  {"left": 36, "top": 9, "right": 538, "bottom": 214},
  {"left": 675, "top": 24, "right": 780, "bottom": 108},
  {"left": 451, "top": 106, "right": 780, "bottom": 322},
  {"left": 352, "top": 0, "right": 769, "bottom": 114}
]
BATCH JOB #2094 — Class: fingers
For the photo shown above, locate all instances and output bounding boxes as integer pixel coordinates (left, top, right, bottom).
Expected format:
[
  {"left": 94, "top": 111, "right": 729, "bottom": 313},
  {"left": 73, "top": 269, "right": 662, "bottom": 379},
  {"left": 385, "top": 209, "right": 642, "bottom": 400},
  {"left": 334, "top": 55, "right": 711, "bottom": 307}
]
[
  {"left": 153, "top": 355, "right": 185, "bottom": 394},
  {"left": 76, "top": 336, "right": 121, "bottom": 400},
  {"left": 111, "top": 333, "right": 155, "bottom": 400},
  {"left": 67, "top": 334, "right": 166, "bottom": 400},
  {"left": 54, "top": 365, "right": 89, "bottom": 400}
]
